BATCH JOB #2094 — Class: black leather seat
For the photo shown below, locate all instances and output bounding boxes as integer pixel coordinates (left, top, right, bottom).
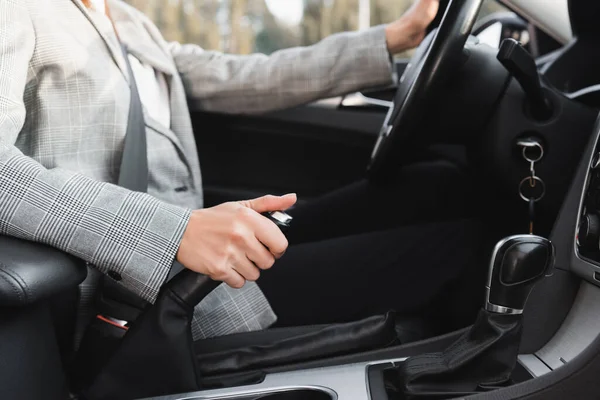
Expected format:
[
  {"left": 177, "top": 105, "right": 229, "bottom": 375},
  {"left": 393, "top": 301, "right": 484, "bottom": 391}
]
[{"left": 0, "top": 236, "right": 87, "bottom": 400}]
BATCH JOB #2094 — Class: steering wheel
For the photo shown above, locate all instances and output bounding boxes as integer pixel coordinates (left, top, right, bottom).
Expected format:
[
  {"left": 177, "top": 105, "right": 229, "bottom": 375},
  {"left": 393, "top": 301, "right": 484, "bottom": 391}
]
[{"left": 367, "top": 0, "right": 484, "bottom": 181}]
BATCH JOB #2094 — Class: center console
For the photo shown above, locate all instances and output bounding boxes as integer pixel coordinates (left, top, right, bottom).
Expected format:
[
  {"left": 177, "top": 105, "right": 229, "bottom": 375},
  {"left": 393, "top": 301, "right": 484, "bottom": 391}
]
[
  {"left": 145, "top": 355, "right": 538, "bottom": 400},
  {"left": 145, "top": 233, "right": 555, "bottom": 400},
  {"left": 136, "top": 118, "right": 600, "bottom": 400},
  {"left": 145, "top": 358, "right": 407, "bottom": 400}
]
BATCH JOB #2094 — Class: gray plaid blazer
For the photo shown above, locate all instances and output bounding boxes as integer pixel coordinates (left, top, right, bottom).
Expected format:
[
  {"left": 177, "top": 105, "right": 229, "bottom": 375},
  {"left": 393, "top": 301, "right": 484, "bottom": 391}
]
[{"left": 0, "top": 0, "right": 393, "bottom": 340}]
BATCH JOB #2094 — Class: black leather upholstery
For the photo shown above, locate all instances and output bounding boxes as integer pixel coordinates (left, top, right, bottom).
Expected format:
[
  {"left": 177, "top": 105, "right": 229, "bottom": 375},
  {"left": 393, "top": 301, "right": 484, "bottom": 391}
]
[
  {"left": 0, "top": 304, "right": 71, "bottom": 400},
  {"left": 82, "top": 270, "right": 400, "bottom": 400},
  {"left": 0, "top": 236, "right": 87, "bottom": 307},
  {"left": 0, "top": 236, "right": 87, "bottom": 400},
  {"left": 194, "top": 313, "right": 399, "bottom": 376},
  {"left": 396, "top": 309, "right": 523, "bottom": 398}
]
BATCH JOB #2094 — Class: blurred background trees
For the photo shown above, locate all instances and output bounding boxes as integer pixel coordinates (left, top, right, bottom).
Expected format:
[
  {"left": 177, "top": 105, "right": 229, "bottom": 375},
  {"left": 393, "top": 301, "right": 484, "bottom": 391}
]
[{"left": 124, "top": 0, "right": 507, "bottom": 55}]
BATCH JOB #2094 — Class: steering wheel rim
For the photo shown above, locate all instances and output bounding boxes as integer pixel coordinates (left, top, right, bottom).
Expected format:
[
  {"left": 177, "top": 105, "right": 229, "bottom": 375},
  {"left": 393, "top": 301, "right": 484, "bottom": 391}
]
[{"left": 367, "top": 0, "right": 484, "bottom": 181}]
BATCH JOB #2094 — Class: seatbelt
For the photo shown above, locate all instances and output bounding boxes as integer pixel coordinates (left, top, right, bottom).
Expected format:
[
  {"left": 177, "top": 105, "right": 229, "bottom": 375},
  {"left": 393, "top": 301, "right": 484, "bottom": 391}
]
[
  {"left": 117, "top": 45, "right": 148, "bottom": 193},
  {"left": 96, "top": 45, "right": 183, "bottom": 322}
]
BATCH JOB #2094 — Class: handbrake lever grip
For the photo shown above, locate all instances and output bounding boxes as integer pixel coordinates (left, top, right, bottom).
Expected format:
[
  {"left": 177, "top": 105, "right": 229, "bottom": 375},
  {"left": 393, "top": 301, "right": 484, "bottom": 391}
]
[
  {"left": 166, "top": 268, "right": 221, "bottom": 308},
  {"left": 167, "top": 210, "right": 293, "bottom": 307}
]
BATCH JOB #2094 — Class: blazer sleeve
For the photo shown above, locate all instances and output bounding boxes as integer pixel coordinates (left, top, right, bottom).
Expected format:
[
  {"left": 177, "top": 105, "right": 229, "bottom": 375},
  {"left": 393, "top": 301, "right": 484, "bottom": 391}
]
[
  {"left": 0, "top": 0, "right": 191, "bottom": 304},
  {"left": 168, "top": 25, "right": 395, "bottom": 114}
]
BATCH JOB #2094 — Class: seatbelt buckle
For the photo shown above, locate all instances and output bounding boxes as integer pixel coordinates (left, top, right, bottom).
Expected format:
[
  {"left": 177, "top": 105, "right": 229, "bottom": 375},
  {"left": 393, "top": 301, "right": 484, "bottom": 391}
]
[{"left": 96, "top": 277, "right": 149, "bottom": 322}]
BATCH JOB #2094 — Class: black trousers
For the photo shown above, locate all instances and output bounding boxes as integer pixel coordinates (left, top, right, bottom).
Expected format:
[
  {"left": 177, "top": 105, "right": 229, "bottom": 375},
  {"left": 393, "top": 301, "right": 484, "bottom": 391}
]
[{"left": 258, "top": 160, "right": 485, "bottom": 328}]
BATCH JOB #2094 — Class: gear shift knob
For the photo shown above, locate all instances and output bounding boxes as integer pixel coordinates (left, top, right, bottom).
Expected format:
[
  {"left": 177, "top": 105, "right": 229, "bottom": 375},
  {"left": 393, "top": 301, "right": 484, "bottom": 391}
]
[{"left": 485, "top": 234, "right": 554, "bottom": 315}]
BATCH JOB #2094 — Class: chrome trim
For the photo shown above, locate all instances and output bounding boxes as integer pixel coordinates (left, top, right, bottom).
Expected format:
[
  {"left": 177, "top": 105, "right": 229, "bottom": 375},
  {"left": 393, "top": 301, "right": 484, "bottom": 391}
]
[
  {"left": 341, "top": 92, "right": 393, "bottom": 109},
  {"left": 171, "top": 385, "right": 338, "bottom": 400},
  {"left": 156, "top": 358, "right": 408, "bottom": 400},
  {"left": 366, "top": 357, "right": 408, "bottom": 366},
  {"left": 518, "top": 354, "right": 552, "bottom": 377},
  {"left": 270, "top": 211, "right": 292, "bottom": 225},
  {"left": 485, "top": 301, "right": 524, "bottom": 315},
  {"left": 485, "top": 287, "right": 524, "bottom": 314}
]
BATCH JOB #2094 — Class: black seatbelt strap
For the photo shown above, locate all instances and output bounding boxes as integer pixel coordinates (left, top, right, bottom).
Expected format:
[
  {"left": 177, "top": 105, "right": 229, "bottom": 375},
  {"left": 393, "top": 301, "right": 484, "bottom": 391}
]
[
  {"left": 118, "top": 45, "right": 184, "bottom": 280},
  {"left": 96, "top": 45, "right": 183, "bottom": 322},
  {"left": 117, "top": 45, "right": 148, "bottom": 193}
]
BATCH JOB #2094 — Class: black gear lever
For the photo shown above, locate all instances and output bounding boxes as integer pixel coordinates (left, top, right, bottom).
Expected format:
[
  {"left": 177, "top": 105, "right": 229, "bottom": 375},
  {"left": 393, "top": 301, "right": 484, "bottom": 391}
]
[
  {"left": 485, "top": 234, "right": 554, "bottom": 314},
  {"left": 396, "top": 235, "right": 555, "bottom": 399}
]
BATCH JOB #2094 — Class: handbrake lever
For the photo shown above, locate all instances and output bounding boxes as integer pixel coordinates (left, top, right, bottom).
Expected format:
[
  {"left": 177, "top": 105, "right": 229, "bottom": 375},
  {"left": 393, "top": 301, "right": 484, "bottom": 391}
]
[
  {"left": 171, "top": 210, "right": 292, "bottom": 306},
  {"left": 85, "top": 210, "right": 293, "bottom": 400}
]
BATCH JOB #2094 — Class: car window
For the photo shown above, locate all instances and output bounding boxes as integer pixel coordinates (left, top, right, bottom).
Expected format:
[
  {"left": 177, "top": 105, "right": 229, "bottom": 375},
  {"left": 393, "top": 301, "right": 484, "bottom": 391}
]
[{"left": 124, "top": 0, "right": 510, "bottom": 56}]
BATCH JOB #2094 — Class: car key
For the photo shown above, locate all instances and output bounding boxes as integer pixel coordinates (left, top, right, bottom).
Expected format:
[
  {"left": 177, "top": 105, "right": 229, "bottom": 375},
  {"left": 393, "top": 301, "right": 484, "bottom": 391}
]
[
  {"left": 529, "top": 197, "right": 535, "bottom": 234},
  {"left": 261, "top": 210, "right": 292, "bottom": 233}
]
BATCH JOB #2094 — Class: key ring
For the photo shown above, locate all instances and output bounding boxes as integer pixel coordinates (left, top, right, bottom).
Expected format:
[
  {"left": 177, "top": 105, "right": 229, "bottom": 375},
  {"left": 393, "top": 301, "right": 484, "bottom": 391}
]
[
  {"left": 517, "top": 139, "right": 544, "bottom": 163},
  {"left": 519, "top": 176, "right": 546, "bottom": 202}
]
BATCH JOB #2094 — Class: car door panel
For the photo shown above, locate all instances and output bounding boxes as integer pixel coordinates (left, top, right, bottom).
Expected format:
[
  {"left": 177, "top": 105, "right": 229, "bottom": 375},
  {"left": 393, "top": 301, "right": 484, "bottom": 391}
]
[
  {"left": 192, "top": 61, "right": 408, "bottom": 207},
  {"left": 192, "top": 104, "right": 386, "bottom": 207}
]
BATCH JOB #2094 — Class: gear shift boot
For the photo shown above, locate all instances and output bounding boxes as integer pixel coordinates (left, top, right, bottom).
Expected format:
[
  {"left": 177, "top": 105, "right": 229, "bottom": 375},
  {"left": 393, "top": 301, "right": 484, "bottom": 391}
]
[
  {"left": 395, "top": 235, "right": 554, "bottom": 399},
  {"left": 396, "top": 310, "right": 522, "bottom": 398}
]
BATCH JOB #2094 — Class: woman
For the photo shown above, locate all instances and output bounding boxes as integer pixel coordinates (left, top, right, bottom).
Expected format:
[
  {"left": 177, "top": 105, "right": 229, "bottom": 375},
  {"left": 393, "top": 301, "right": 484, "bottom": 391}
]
[{"left": 0, "top": 0, "right": 481, "bottom": 342}]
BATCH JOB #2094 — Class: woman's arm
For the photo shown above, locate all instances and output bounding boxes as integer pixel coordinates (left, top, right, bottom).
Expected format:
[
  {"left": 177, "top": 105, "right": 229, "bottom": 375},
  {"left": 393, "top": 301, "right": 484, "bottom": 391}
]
[
  {"left": 0, "top": 0, "right": 191, "bottom": 304},
  {"left": 168, "top": 26, "right": 395, "bottom": 115}
]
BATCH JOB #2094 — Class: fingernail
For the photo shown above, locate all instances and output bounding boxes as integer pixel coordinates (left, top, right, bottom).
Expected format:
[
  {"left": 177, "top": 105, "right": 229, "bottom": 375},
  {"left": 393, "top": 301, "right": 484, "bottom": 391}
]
[{"left": 282, "top": 193, "right": 297, "bottom": 198}]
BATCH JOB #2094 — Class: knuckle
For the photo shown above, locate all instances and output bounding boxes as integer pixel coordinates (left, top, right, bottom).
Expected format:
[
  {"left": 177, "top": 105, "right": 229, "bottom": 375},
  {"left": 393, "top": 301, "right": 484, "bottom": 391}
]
[
  {"left": 248, "top": 268, "right": 260, "bottom": 281},
  {"left": 231, "top": 279, "right": 245, "bottom": 289},
  {"left": 260, "top": 255, "right": 275, "bottom": 270},
  {"left": 217, "top": 244, "right": 233, "bottom": 260},
  {"left": 213, "top": 263, "right": 229, "bottom": 278},
  {"left": 236, "top": 206, "right": 253, "bottom": 220},
  {"left": 229, "top": 225, "right": 246, "bottom": 242},
  {"left": 273, "top": 237, "right": 289, "bottom": 254}
]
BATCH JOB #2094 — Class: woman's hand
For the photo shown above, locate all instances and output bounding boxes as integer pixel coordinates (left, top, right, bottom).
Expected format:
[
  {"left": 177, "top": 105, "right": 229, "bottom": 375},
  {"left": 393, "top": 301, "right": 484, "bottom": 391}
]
[
  {"left": 176, "top": 194, "right": 297, "bottom": 288},
  {"left": 385, "top": 0, "right": 440, "bottom": 54}
]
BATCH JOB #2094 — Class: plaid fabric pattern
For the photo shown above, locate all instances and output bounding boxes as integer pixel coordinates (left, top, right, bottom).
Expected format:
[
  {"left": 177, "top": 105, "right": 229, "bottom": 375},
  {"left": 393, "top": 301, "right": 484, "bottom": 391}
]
[{"left": 0, "top": 0, "right": 394, "bottom": 340}]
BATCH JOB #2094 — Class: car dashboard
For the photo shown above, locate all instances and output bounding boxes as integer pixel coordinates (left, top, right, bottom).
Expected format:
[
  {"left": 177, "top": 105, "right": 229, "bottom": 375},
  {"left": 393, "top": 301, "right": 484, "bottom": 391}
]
[{"left": 516, "top": 113, "right": 600, "bottom": 375}]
